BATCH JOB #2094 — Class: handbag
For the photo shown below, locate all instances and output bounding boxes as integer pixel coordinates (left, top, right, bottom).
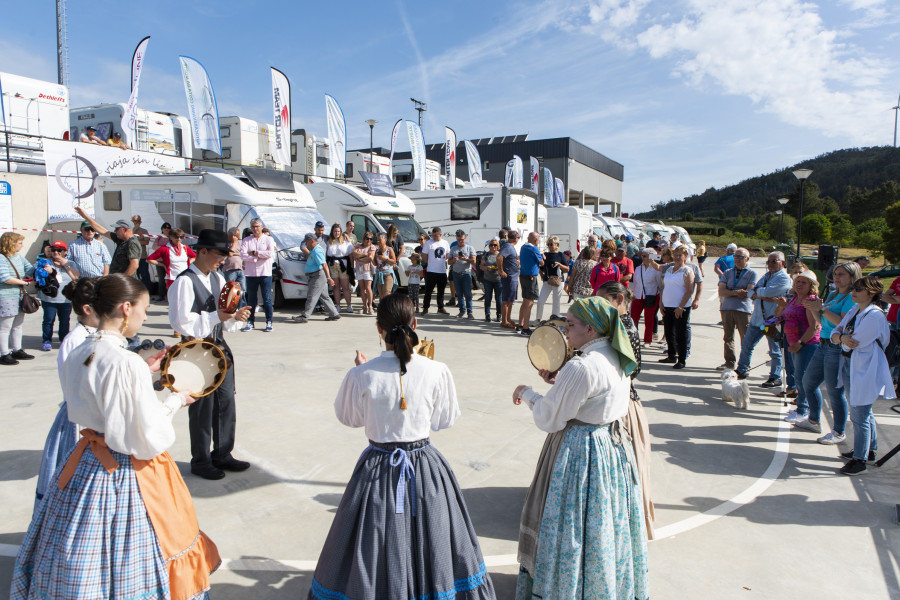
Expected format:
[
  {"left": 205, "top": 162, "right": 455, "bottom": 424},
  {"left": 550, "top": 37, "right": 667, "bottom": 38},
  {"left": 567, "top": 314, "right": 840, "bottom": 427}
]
[
  {"left": 547, "top": 275, "right": 562, "bottom": 287},
  {"left": 5, "top": 255, "right": 41, "bottom": 314}
]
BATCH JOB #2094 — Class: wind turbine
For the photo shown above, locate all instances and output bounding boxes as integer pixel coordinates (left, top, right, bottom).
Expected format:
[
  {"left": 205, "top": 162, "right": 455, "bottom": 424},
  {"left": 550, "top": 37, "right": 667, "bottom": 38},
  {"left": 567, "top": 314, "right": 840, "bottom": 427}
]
[{"left": 894, "top": 92, "right": 900, "bottom": 148}]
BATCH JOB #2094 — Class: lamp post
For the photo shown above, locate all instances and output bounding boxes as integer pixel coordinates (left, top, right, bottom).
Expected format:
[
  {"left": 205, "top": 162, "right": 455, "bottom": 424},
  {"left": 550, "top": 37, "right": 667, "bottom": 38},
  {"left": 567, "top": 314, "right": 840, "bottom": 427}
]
[
  {"left": 365, "top": 119, "right": 377, "bottom": 172},
  {"left": 776, "top": 197, "right": 789, "bottom": 246},
  {"left": 792, "top": 169, "right": 812, "bottom": 261}
]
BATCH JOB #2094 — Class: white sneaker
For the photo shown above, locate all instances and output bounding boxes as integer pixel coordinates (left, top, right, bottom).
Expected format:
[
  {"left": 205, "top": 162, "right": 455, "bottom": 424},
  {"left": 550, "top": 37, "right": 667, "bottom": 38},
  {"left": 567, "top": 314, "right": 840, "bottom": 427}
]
[
  {"left": 817, "top": 431, "right": 846, "bottom": 445},
  {"left": 793, "top": 417, "right": 822, "bottom": 433},
  {"left": 783, "top": 409, "right": 804, "bottom": 423}
]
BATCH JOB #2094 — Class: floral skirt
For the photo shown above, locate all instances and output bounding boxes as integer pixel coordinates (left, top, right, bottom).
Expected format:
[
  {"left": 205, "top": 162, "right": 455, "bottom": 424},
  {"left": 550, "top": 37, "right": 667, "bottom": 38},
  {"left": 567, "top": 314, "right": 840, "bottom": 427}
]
[{"left": 516, "top": 424, "right": 649, "bottom": 600}]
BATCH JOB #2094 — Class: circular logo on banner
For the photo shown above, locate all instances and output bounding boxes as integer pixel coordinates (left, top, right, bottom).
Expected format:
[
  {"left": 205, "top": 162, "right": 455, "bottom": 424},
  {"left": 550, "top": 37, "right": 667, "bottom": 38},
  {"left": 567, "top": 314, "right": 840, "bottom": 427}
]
[{"left": 54, "top": 155, "right": 99, "bottom": 201}]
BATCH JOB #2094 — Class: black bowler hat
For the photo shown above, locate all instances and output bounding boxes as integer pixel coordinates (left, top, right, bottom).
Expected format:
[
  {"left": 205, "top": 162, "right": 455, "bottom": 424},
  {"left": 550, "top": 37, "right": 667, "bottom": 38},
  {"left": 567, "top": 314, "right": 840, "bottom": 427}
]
[{"left": 192, "top": 229, "right": 233, "bottom": 254}]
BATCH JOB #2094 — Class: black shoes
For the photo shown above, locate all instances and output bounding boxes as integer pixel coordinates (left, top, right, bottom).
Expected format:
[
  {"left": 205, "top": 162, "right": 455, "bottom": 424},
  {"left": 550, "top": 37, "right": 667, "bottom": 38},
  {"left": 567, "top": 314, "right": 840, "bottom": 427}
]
[
  {"left": 214, "top": 457, "right": 251, "bottom": 472},
  {"left": 437, "top": 308, "right": 450, "bottom": 315},
  {"left": 840, "top": 459, "right": 867, "bottom": 476},
  {"left": 736, "top": 371, "right": 749, "bottom": 380},
  {"left": 11, "top": 349, "right": 34, "bottom": 360},
  {"left": 761, "top": 378, "right": 782, "bottom": 388},
  {"left": 658, "top": 357, "right": 677, "bottom": 363},
  {"left": 673, "top": 361, "right": 686, "bottom": 369},
  {"left": 0, "top": 354, "right": 19, "bottom": 366},
  {"left": 841, "top": 450, "right": 876, "bottom": 463},
  {"left": 191, "top": 463, "right": 226, "bottom": 480}
]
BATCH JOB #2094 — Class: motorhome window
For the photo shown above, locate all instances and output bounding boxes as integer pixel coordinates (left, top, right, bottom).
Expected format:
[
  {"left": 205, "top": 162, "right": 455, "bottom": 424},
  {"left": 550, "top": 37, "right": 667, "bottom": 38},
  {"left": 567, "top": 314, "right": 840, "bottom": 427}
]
[
  {"left": 202, "top": 150, "right": 218, "bottom": 160},
  {"left": 102, "top": 191, "right": 122, "bottom": 212},
  {"left": 345, "top": 163, "right": 353, "bottom": 177},
  {"left": 483, "top": 161, "right": 490, "bottom": 171},
  {"left": 537, "top": 219, "right": 546, "bottom": 235},
  {"left": 395, "top": 173, "right": 413, "bottom": 184},
  {"left": 96, "top": 122, "right": 113, "bottom": 140},
  {"left": 241, "top": 167, "right": 295, "bottom": 192},
  {"left": 450, "top": 198, "right": 480, "bottom": 220},
  {"left": 291, "top": 143, "right": 298, "bottom": 163},
  {"left": 375, "top": 215, "right": 426, "bottom": 244},
  {"left": 173, "top": 129, "right": 183, "bottom": 157},
  {"left": 220, "top": 126, "right": 231, "bottom": 138},
  {"left": 222, "top": 148, "right": 232, "bottom": 160},
  {"left": 351, "top": 215, "right": 371, "bottom": 236},
  {"left": 251, "top": 206, "right": 321, "bottom": 250}
]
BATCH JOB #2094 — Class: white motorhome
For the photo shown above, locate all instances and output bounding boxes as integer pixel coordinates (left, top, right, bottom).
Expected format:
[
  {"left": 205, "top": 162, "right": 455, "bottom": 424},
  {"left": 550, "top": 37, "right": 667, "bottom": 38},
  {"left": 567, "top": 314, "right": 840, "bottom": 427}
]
[
  {"left": 546, "top": 206, "right": 594, "bottom": 256},
  {"left": 404, "top": 185, "right": 547, "bottom": 251},
  {"left": 70, "top": 103, "right": 194, "bottom": 157},
  {"left": 305, "top": 181, "right": 427, "bottom": 286},
  {"left": 345, "top": 151, "right": 391, "bottom": 182},
  {"left": 94, "top": 167, "right": 325, "bottom": 304},
  {"left": 291, "top": 129, "right": 338, "bottom": 183},
  {"left": 200, "top": 116, "right": 280, "bottom": 171},
  {"left": 393, "top": 158, "right": 441, "bottom": 191},
  {"left": 1, "top": 72, "right": 69, "bottom": 171},
  {"left": 592, "top": 214, "right": 629, "bottom": 241}
]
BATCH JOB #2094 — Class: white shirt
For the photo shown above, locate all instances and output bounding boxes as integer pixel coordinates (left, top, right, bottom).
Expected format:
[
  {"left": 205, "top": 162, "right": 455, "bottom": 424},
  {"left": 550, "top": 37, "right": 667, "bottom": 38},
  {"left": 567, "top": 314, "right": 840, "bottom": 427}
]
[
  {"left": 326, "top": 239, "right": 355, "bottom": 258},
  {"left": 334, "top": 351, "right": 460, "bottom": 442},
  {"left": 632, "top": 264, "right": 661, "bottom": 299},
  {"left": 662, "top": 265, "right": 692, "bottom": 308},
  {"left": 57, "top": 322, "right": 92, "bottom": 377},
  {"left": 166, "top": 243, "right": 191, "bottom": 281},
  {"left": 422, "top": 239, "right": 450, "bottom": 274},
  {"left": 519, "top": 338, "right": 630, "bottom": 433},
  {"left": 168, "top": 264, "right": 241, "bottom": 338},
  {"left": 62, "top": 331, "right": 184, "bottom": 459},
  {"left": 835, "top": 304, "right": 896, "bottom": 407}
]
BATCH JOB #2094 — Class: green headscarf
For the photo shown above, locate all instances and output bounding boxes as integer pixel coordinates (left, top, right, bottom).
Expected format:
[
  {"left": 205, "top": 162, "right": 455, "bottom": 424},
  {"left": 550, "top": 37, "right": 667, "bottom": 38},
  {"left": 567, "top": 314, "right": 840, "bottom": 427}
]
[{"left": 570, "top": 297, "right": 638, "bottom": 377}]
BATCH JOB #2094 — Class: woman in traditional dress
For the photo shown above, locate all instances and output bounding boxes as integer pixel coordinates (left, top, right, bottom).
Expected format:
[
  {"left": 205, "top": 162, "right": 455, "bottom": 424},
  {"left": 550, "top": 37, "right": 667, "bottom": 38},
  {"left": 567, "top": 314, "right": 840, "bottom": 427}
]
[
  {"left": 11, "top": 273, "right": 220, "bottom": 600},
  {"left": 513, "top": 296, "right": 649, "bottom": 600},
  {"left": 309, "top": 293, "right": 496, "bottom": 600},
  {"left": 596, "top": 280, "right": 655, "bottom": 539}
]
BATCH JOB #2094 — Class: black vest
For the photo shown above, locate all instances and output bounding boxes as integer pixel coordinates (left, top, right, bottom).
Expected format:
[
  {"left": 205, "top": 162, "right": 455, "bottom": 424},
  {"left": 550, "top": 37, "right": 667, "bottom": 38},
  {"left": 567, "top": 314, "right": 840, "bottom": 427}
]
[{"left": 176, "top": 268, "right": 232, "bottom": 357}]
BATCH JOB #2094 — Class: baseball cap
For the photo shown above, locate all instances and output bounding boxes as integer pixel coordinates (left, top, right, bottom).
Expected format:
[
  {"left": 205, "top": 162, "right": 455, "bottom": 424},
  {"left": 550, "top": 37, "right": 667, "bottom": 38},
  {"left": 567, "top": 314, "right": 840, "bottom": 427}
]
[
  {"left": 625, "top": 235, "right": 633, "bottom": 241},
  {"left": 315, "top": 221, "right": 326, "bottom": 228},
  {"left": 794, "top": 270, "right": 818, "bottom": 284},
  {"left": 79, "top": 220, "right": 92, "bottom": 229},
  {"left": 85, "top": 126, "right": 96, "bottom": 131},
  {"left": 50, "top": 240, "right": 68, "bottom": 250},
  {"left": 726, "top": 243, "right": 737, "bottom": 252},
  {"left": 303, "top": 233, "right": 318, "bottom": 243},
  {"left": 110, "top": 219, "right": 132, "bottom": 230}
]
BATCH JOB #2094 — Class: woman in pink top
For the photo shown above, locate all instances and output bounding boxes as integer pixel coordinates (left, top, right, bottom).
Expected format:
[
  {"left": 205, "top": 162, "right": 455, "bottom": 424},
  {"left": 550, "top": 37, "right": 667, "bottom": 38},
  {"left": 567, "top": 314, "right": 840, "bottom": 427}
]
[
  {"left": 589, "top": 249, "right": 622, "bottom": 295},
  {"left": 776, "top": 270, "right": 821, "bottom": 424}
]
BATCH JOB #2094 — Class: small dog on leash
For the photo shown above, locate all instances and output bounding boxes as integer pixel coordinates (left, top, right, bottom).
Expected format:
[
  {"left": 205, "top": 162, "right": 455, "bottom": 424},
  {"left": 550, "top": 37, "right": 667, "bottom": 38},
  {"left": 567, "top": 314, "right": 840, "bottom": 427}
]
[{"left": 721, "top": 369, "right": 751, "bottom": 409}]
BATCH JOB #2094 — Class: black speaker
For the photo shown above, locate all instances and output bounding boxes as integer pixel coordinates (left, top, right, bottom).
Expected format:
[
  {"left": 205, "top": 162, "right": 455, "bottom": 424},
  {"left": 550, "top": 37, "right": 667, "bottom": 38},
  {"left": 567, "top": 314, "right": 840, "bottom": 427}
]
[{"left": 818, "top": 245, "right": 839, "bottom": 271}]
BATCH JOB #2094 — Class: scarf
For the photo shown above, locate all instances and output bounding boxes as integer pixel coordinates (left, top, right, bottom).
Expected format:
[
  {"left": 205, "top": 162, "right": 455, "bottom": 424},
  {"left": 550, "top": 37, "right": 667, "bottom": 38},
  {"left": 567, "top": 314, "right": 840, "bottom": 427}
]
[{"left": 570, "top": 297, "right": 638, "bottom": 376}]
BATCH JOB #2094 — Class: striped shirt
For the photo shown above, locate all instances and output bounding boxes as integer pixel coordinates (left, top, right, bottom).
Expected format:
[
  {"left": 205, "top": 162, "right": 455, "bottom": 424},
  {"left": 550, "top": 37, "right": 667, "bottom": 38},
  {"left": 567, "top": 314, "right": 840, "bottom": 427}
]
[{"left": 68, "top": 236, "right": 111, "bottom": 278}]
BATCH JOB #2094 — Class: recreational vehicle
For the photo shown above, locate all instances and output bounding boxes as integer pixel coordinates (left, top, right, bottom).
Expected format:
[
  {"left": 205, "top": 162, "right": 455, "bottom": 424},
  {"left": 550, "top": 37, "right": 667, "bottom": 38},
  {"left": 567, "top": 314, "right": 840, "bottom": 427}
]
[
  {"left": 345, "top": 151, "right": 391, "bottom": 182},
  {"left": 199, "top": 116, "right": 280, "bottom": 171},
  {"left": 291, "top": 129, "right": 338, "bottom": 183},
  {"left": 70, "top": 103, "right": 194, "bottom": 158},
  {"left": 305, "top": 181, "right": 427, "bottom": 286},
  {"left": 393, "top": 158, "right": 441, "bottom": 191},
  {"left": 1, "top": 72, "right": 69, "bottom": 171},
  {"left": 592, "top": 214, "right": 629, "bottom": 241},
  {"left": 545, "top": 206, "right": 594, "bottom": 255},
  {"left": 93, "top": 167, "right": 325, "bottom": 305}
]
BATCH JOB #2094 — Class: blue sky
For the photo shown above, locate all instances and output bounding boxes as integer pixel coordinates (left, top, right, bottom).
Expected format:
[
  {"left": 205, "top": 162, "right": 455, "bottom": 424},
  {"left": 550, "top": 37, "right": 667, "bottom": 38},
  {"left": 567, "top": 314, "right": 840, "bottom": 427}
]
[{"left": 2, "top": 0, "right": 899, "bottom": 213}]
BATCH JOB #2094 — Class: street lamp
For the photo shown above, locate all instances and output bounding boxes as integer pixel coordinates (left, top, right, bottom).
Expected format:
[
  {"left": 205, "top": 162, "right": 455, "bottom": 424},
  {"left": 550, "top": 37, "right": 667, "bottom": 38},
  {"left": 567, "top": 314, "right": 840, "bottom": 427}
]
[
  {"left": 792, "top": 169, "right": 812, "bottom": 261},
  {"left": 365, "top": 119, "right": 377, "bottom": 172},
  {"left": 777, "top": 197, "right": 789, "bottom": 246}
]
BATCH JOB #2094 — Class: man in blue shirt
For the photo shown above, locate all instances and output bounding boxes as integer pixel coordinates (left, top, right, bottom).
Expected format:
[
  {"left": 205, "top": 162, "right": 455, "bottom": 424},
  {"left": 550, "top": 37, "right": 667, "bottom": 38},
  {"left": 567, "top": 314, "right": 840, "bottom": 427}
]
[
  {"left": 68, "top": 220, "right": 111, "bottom": 277},
  {"left": 497, "top": 229, "right": 521, "bottom": 328},
  {"left": 293, "top": 233, "right": 340, "bottom": 323},
  {"left": 736, "top": 251, "right": 792, "bottom": 384},
  {"left": 517, "top": 231, "right": 545, "bottom": 336},
  {"left": 717, "top": 247, "right": 758, "bottom": 371},
  {"left": 714, "top": 243, "right": 737, "bottom": 277}
]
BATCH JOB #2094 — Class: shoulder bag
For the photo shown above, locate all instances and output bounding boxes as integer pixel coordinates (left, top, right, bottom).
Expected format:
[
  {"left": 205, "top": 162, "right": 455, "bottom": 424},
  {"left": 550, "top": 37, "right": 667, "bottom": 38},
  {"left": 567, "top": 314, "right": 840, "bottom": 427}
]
[{"left": 5, "top": 255, "right": 41, "bottom": 314}]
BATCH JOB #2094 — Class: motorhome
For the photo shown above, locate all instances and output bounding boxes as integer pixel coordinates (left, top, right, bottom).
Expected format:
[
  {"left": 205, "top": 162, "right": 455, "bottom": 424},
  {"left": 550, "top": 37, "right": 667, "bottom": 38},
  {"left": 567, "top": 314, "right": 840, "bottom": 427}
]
[
  {"left": 545, "top": 206, "right": 594, "bottom": 255},
  {"left": 70, "top": 103, "right": 194, "bottom": 158},
  {"left": 592, "top": 214, "right": 629, "bottom": 241},
  {"left": 345, "top": 151, "right": 391, "bottom": 182},
  {"left": 305, "top": 181, "right": 426, "bottom": 286},
  {"left": 1, "top": 72, "right": 69, "bottom": 171},
  {"left": 290, "top": 129, "right": 338, "bottom": 183},
  {"left": 404, "top": 184, "right": 547, "bottom": 251},
  {"left": 393, "top": 158, "right": 441, "bottom": 191},
  {"left": 670, "top": 225, "right": 697, "bottom": 254},
  {"left": 93, "top": 167, "right": 325, "bottom": 304},
  {"left": 199, "top": 116, "right": 280, "bottom": 172}
]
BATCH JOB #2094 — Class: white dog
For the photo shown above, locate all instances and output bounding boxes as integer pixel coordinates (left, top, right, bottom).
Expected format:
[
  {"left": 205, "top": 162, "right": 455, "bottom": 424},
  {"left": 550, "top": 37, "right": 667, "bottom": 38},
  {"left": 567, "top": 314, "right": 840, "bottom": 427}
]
[{"left": 721, "top": 369, "right": 751, "bottom": 409}]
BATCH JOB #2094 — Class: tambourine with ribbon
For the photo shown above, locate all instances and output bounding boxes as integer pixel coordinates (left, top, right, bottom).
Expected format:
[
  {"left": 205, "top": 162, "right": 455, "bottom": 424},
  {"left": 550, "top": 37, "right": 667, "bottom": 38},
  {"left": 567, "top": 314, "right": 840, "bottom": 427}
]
[{"left": 218, "top": 281, "right": 242, "bottom": 314}]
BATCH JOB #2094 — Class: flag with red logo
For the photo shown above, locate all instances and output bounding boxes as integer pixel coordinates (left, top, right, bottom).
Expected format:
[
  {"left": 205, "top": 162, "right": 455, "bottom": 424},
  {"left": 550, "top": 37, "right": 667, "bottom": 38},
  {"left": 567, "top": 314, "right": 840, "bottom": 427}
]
[
  {"left": 270, "top": 67, "right": 291, "bottom": 166},
  {"left": 530, "top": 156, "right": 540, "bottom": 195},
  {"left": 444, "top": 126, "right": 457, "bottom": 189}
]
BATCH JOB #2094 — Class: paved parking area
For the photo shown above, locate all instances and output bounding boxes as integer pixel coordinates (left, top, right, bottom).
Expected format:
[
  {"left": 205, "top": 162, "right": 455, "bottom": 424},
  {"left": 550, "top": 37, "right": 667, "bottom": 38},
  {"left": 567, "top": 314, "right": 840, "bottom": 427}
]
[{"left": 2, "top": 258, "right": 899, "bottom": 599}]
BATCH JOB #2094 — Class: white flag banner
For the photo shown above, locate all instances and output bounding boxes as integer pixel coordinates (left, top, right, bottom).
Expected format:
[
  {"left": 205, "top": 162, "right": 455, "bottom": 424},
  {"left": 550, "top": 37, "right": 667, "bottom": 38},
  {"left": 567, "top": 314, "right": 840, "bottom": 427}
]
[
  {"left": 178, "top": 56, "right": 221, "bottom": 155},
  {"left": 530, "top": 156, "right": 540, "bottom": 195},
  {"left": 554, "top": 177, "right": 566, "bottom": 207},
  {"left": 542, "top": 167, "right": 554, "bottom": 206},
  {"left": 388, "top": 119, "right": 403, "bottom": 178},
  {"left": 406, "top": 120, "right": 426, "bottom": 190},
  {"left": 504, "top": 155, "right": 523, "bottom": 188},
  {"left": 324, "top": 94, "right": 346, "bottom": 176},
  {"left": 121, "top": 36, "right": 150, "bottom": 146},
  {"left": 43, "top": 139, "right": 187, "bottom": 223},
  {"left": 444, "top": 126, "right": 457, "bottom": 189},
  {"left": 464, "top": 140, "right": 483, "bottom": 188},
  {"left": 270, "top": 67, "right": 291, "bottom": 166}
]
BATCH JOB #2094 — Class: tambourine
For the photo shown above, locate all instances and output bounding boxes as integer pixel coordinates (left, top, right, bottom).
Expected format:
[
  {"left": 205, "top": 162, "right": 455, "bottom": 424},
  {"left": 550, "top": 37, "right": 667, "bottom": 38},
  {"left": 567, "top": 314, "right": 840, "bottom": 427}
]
[
  {"left": 413, "top": 338, "right": 435, "bottom": 359},
  {"left": 527, "top": 323, "right": 573, "bottom": 373},
  {"left": 218, "top": 281, "right": 242, "bottom": 313},
  {"left": 158, "top": 338, "right": 228, "bottom": 398}
]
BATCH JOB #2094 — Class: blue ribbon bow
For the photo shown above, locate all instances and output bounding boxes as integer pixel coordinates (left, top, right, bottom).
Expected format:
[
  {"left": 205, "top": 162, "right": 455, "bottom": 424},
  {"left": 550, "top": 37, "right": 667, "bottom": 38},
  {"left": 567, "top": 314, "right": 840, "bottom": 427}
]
[{"left": 389, "top": 448, "right": 417, "bottom": 516}]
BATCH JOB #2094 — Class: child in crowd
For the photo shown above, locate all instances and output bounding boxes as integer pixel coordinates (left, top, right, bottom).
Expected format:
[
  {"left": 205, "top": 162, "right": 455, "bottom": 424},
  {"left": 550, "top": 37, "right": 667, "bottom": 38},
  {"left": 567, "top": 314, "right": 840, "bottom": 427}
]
[{"left": 406, "top": 253, "right": 424, "bottom": 312}]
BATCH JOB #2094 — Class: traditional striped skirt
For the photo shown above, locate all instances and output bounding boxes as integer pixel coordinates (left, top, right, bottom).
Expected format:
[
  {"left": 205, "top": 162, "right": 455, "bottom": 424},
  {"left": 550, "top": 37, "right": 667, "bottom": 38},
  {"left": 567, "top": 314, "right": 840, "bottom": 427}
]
[
  {"left": 516, "top": 423, "right": 650, "bottom": 600},
  {"left": 309, "top": 439, "right": 496, "bottom": 600},
  {"left": 33, "top": 402, "right": 79, "bottom": 517}
]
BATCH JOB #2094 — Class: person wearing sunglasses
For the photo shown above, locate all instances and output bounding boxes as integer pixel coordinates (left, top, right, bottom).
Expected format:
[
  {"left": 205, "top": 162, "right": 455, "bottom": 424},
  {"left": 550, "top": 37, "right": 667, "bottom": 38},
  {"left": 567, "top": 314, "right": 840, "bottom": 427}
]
[
  {"left": 37, "top": 241, "right": 80, "bottom": 352},
  {"left": 353, "top": 233, "right": 377, "bottom": 314},
  {"left": 68, "top": 220, "right": 111, "bottom": 279},
  {"left": 479, "top": 238, "right": 502, "bottom": 322},
  {"left": 535, "top": 236, "right": 568, "bottom": 322}
]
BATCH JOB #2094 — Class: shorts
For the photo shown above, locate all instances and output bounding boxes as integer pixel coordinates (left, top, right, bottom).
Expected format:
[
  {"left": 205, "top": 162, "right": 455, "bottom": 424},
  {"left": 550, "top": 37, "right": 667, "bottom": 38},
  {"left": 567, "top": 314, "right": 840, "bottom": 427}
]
[
  {"left": 356, "top": 272, "right": 373, "bottom": 281},
  {"left": 520, "top": 274, "right": 539, "bottom": 301},
  {"left": 501, "top": 276, "right": 519, "bottom": 303}
]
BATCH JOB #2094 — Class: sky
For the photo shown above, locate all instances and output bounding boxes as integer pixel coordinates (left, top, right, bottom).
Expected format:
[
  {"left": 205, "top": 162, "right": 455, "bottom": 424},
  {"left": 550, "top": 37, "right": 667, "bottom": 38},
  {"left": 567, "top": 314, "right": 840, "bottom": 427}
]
[{"left": 1, "top": 0, "right": 899, "bottom": 213}]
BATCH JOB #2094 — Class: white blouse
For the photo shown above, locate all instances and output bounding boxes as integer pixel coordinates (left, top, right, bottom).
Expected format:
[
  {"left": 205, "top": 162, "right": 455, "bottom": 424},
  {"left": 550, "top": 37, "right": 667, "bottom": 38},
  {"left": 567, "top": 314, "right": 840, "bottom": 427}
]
[
  {"left": 632, "top": 264, "right": 661, "bottom": 299},
  {"left": 57, "top": 322, "right": 92, "bottom": 377},
  {"left": 168, "top": 264, "right": 241, "bottom": 338},
  {"left": 334, "top": 351, "right": 460, "bottom": 442},
  {"left": 519, "top": 338, "right": 630, "bottom": 433},
  {"left": 62, "top": 331, "right": 184, "bottom": 459},
  {"left": 661, "top": 265, "right": 692, "bottom": 308},
  {"left": 834, "top": 304, "right": 896, "bottom": 407}
]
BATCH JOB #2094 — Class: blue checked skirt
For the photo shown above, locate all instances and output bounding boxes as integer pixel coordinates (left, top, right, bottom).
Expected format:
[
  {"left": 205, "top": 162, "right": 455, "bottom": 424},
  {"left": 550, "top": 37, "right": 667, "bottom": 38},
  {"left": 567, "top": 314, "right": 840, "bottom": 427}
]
[
  {"left": 515, "top": 424, "right": 650, "bottom": 600},
  {"left": 11, "top": 444, "right": 210, "bottom": 600},
  {"left": 309, "top": 439, "right": 496, "bottom": 600},
  {"left": 32, "top": 402, "right": 79, "bottom": 517}
]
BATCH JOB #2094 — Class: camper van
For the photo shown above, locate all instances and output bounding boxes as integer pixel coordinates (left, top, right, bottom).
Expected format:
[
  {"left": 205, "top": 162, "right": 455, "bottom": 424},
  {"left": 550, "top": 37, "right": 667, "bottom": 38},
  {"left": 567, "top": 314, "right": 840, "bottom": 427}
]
[
  {"left": 345, "top": 151, "right": 391, "bottom": 182},
  {"left": 70, "top": 103, "right": 194, "bottom": 157},
  {"left": 1, "top": 72, "right": 69, "bottom": 171},
  {"left": 393, "top": 158, "right": 441, "bottom": 191},
  {"left": 546, "top": 206, "right": 594, "bottom": 255},
  {"left": 198, "top": 116, "right": 280, "bottom": 171},
  {"left": 93, "top": 167, "right": 325, "bottom": 305},
  {"left": 305, "top": 181, "right": 427, "bottom": 286},
  {"left": 592, "top": 214, "right": 630, "bottom": 241},
  {"left": 404, "top": 185, "right": 547, "bottom": 251},
  {"left": 291, "top": 129, "right": 339, "bottom": 183}
]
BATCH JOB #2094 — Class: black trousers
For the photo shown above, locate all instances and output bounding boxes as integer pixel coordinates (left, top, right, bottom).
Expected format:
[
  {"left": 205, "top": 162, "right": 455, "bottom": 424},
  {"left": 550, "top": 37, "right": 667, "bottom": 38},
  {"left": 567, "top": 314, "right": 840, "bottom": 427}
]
[
  {"left": 662, "top": 306, "right": 691, "bottom": 362},
  {"left": 188, "top": 363, "right": 236, "bottom": 466},
  {"left": 422, "top": 272, "right": 447, "bottom": 310}
]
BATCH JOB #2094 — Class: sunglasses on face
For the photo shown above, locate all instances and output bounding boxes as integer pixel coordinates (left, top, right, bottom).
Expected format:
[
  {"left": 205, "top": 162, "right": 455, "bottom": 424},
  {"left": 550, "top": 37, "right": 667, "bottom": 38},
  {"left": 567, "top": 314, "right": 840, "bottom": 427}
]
[
  {"left": 81, "top": 227, "right": 94, "bottom": 233},
  {"left": 49, "top": 248, "right": 64, "bottom": 253}
]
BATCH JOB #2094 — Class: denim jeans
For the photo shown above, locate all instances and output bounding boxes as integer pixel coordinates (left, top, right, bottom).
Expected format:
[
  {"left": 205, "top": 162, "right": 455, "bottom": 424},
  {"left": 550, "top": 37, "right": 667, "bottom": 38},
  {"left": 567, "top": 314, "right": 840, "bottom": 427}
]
[
  {"left": 452, "top": 271, "right": 473, "bottom": 314},
  {"left": 482, "top": 279, "right": 502, "bottom": 318},
  {"left": 791, "top": 343, "right": 819, "bottom": 416},
  {"left": 223, "top": 268, "right": 248, "bottom": 309},
  {"left": 245, "top": 275, "right": 273, "bottom": 325},
  {"left": 41, "top": 302, "right": 72, "bottom": 343},
  {"left": 849, "top": 403, "right": 877, "bottom": 460},
  {"left": 782, "top": 331, "right": 795, "bottom": 389},
  {"left": 737, "top": 325, "right": 783, "bottom": 380},
  {"left": 802, "top": 342, "right": 848, "bottom": 434}
]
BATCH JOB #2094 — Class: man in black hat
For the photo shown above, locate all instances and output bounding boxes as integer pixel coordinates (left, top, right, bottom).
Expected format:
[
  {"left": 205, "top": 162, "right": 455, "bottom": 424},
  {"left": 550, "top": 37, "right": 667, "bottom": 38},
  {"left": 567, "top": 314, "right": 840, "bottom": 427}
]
[{"left": 169, "top": 229, "right": 253, "bottom": 480}]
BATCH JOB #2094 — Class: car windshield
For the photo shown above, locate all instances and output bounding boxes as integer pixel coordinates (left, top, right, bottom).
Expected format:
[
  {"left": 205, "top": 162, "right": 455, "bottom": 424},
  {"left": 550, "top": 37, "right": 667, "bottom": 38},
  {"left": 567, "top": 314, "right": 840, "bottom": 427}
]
[
  {"left": 375, "top": 214, "right": 426, "bottom": 244},
  {"left": 248, "top": 206, "right": 323, "bottom": 250}
]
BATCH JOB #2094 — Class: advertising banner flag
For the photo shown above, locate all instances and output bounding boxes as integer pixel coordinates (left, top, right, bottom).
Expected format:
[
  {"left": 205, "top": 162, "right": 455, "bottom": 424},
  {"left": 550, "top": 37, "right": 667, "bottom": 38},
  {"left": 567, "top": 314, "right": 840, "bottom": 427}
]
[
  {"left": 388, "top": 119, "right": 403, "bottom": 178},
  {"left": 270, "top": 67, "right": 291, "bottom": 166},
  {"left": 464, "top": 140, "right": 483, "bottom": 188},
  {"left": 43, "top": 139, "right": 187, "bottom": 222},
  {"left": 530, "top": 156, "right": 540, "bottom": 195},
  {"left": 178, "top": 55, "right": 221, "bottom": 155},
  {"left": 554, "top": 177, "right": 566, "bottom": 207},
  {"left": 324, "top": 94, "right": 346, "bottom": 176},
  {"left": 444, "top": 126, "right": 457, "bottom": 189},
  {"left": 406, "top": 120, "right": 426, "bottom": 190},
  {"left": 542, "top": 167, "right": 554, "bottom": 206},
  {"left": 121, "top": 36, "right": 150, "bottom": 145},
  {"left": 505, "top": 155, "right": 523, "bottom": 188}
]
